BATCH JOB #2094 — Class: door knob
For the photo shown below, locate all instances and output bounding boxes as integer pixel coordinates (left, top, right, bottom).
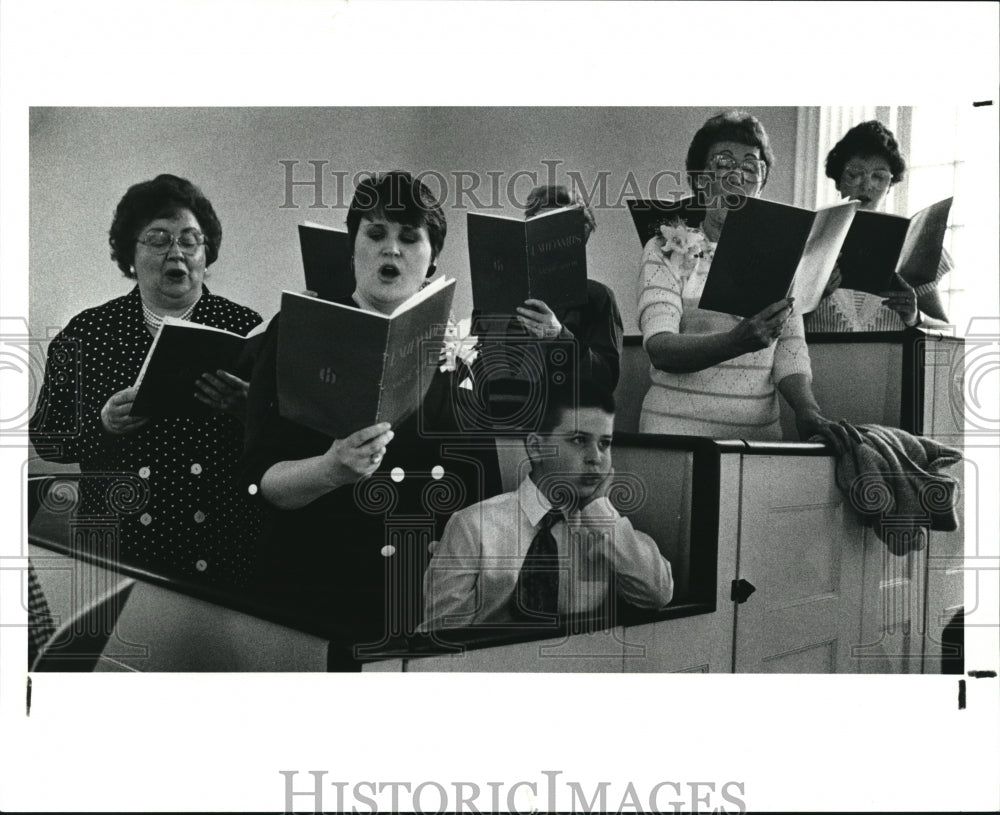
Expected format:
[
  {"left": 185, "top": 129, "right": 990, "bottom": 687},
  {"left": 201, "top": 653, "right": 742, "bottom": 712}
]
[{"left": 731, "top": 578, "right": 757, "bottom": 604}]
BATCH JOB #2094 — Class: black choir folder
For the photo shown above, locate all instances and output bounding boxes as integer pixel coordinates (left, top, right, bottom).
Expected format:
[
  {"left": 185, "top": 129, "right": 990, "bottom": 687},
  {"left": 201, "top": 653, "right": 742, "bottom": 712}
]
[
  {"left": 626, "top": 197, "right": 706, "bottom": 245},
  {"left": 131, "top": 319, "right": 266, "bottom": 417},
  {"left": 467, "top": 206, "right": 587, "bottom": 317},
  {"left": 277, "top": 277, "right": 456, "bottom": 439},
  {"left": 298, "top": 221, "right": 354, "bottom": 302},
  {"left": 836, "top": 197, "right": 953, "bottom": 295},
  {"left": 699, "top": 197, "right": 859, "bottom": 319}
]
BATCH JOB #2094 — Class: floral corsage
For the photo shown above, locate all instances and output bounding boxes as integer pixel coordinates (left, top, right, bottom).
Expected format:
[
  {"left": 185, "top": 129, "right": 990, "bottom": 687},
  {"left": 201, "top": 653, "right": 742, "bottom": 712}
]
[
  {"left": 659, "top": 219, "right": 713, "bottom": 272},
  {"left": 439, "top": 315, "right": 479, "bottom": 390}
]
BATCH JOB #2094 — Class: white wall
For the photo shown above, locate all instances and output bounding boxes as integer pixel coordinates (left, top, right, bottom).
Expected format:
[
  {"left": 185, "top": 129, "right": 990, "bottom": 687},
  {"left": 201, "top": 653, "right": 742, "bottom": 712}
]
[{"left": 29, "top": 106, "right": 799, "bottom": 351}]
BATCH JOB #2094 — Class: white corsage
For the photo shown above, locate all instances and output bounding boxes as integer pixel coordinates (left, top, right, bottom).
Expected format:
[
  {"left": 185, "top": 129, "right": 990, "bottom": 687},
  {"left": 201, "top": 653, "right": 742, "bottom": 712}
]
[
  {"left": 659, "top": 219, "right": 713, "bottom": 271},
  {"left": 439, "top": 316, "right": 479, "bottom": 390}
]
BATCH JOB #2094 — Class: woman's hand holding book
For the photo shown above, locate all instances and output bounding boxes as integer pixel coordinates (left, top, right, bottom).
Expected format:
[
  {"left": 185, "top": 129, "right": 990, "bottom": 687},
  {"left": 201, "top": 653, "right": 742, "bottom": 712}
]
[
  {"left": 727, "top": 297, "right": 794, "bottom": 355},
  {"left": 323, "top": 423, "right": 395, "bottom": 487}
]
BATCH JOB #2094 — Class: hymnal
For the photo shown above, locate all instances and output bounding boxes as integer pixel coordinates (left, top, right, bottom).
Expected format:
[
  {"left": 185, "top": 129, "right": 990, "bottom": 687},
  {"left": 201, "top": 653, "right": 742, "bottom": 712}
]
[
  {"left": 627, "top": 197, "right": 707, "bottom": 245},
  {"left": 836, "top": 197, "right": 953, "bottom": 295},
  {"left": 467, "top": 207, "right": 587, "bottom": 318},
  {"left": 132, "top": 318, "right": 264, "bottom": 417},
  {"left": 277, "top": 277, "right": 456, "bottom": 438},
  {"left": 698, "top": 197, "right": 859, "bottom": 318},
  {"left": 298, "top": 221, "right": 354, "bottom": 302}
]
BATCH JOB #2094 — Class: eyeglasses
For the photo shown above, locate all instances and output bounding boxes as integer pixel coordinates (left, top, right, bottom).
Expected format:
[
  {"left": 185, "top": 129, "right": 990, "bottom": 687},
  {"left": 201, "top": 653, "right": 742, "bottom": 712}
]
[
  {"left": 842, "top": 167, "right": 893, "bottom": 187},
  {"left": 707, "top": 152, "right": 768, "bottom": 183},
  {"left": 137, "top": 228, "right": 207, "bottom": 255}
]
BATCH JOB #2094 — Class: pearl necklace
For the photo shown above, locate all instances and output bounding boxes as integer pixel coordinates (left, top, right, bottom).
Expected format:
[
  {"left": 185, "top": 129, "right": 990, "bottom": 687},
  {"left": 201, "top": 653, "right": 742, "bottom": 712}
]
[{"left": 142, "top": 297, "right": 199, "bottom": 332}]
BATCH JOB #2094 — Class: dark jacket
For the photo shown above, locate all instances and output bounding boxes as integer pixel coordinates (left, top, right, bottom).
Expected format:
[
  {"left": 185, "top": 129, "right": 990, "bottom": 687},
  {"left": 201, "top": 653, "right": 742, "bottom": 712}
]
[{"left": 240, "top": 300, "right": 503, "bottom": 646}]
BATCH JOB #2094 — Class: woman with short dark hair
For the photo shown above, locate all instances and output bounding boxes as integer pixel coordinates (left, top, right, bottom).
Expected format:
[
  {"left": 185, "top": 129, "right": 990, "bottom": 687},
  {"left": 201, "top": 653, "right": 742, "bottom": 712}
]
[
  {"left": 244, "top": 172, "right": 452, "bottom": 510},
  {"left": 242, "top": 172, "right": 499, "bottom": 666},
  {"left": 824, "top": 120, "right": 906, "bottom": 189},
  {"left": 684, "top": 110, "right": 776, "bottom": 197},
  {"left": 805, "top": 120, "right": 953, "bottom": 331},
  {"left": 30, "top": 174, "right": 262, "bottom": 585}
]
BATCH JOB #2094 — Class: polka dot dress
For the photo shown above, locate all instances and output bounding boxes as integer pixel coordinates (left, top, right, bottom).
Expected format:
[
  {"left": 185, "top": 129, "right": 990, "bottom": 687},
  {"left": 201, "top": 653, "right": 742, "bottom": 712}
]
[{"left": 30, "top": 286, "right": 263, "bottom": 587}]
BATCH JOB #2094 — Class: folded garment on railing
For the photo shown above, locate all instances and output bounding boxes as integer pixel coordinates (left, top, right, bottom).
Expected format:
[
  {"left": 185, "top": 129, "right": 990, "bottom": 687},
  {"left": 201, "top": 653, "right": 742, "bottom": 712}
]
[{"left": 833, "top": 423, "right": 962, "bottom": 556}]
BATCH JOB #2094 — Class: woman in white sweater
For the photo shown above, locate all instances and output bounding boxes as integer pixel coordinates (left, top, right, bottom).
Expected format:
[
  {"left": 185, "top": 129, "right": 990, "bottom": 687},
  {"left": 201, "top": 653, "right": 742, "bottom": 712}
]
[{"left": 637, "top": 110, "right": 843, "bottom": 446}]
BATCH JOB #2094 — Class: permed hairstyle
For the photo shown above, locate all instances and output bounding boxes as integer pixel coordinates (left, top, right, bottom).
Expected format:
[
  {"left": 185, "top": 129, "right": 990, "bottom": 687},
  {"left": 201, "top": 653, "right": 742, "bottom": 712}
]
[
  {"left": 685, "top": 110, "right": 775, "bottom": 192},
  {"left": 345, "top": 171, "right": 447, "bottom": 263},
  {"left": 535, "top": 375, "right": 616, "bottom": 436},
  {"left": 524, "top": 184, "right": 597, "bottom": 243},
  {"left": 825, "top": 120, "right": 906, "bottom": 185},
  {"left": 109, "top": 174, "right": 222, "bottom": 278}
]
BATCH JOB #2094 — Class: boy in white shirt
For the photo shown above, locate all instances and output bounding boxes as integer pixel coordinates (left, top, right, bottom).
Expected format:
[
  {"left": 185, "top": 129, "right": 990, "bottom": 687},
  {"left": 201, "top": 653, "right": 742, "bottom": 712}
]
[{"left": 422, "top": 379, "right": 673, "bottom": 631}]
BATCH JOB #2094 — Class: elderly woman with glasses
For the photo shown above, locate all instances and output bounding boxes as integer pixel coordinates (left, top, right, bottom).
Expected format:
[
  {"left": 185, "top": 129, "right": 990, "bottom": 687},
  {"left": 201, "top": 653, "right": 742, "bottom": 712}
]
[
  {"left": 804, "top": 120, "right": 953, "bottom": 331},
  {"left": 30, "top": 174, "right": 263, "bottom": 586},
  {"left": 637, "top": 111, "right": 843, "bottom": 446}
]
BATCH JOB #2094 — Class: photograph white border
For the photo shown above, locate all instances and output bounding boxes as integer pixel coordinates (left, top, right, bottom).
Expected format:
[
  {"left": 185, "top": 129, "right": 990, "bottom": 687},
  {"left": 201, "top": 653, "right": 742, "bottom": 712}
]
[{"left": 2, "top": 2, "right": 998, "bottom": 812}]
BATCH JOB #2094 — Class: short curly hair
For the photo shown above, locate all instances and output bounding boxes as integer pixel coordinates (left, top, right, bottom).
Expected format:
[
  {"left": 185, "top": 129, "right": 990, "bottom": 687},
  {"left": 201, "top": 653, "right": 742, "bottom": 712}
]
[
  {"left": 686, "top": 110, "right": 775, "bottom": 192},
  {"left": 109, "top": 174, "right": 222, "bottom": 278},
  {"left": 345, "top": 171, "right": 447, "bottom": 263},
  {"left": 825, "top": 120, "right": 906, "bottom": 185},
  {"left": 524, "top": 184, "right": 597, "bottom": 243}
]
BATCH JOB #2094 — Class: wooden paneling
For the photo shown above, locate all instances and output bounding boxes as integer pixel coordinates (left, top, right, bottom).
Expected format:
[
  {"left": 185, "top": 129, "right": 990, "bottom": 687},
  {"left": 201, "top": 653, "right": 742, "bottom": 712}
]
[
  {"left": 856, "top": 529, "right": 922, "bottom": 674},
  {"left": 923, "top": 521, "right": 966, "bottom": 674},
  {"left": 918, "top": 333, "right": 965, "bottom": 672},
  {"left": 780, "top": 341, "right": 904, "bottom": 438},
  {"left": 622, "top": 615, "right": 724, "bottom": 674},
  {"left": 608, "top": 445, "right": 694, "bottom": 600},
  {"left": 402, "top": 627, "right": 630, "bottom": 672},
  {"left": 29, "top": 544, "right": 329, "bottom": 672},
  {"left": 110, "top": 583, "right": 329, "bottom": 672},
  {"left": 614, "top": 339, "right": 648, "bottom": 434},
  {"left": 733, "top": 456, "right": 866, "bottom": 673}
]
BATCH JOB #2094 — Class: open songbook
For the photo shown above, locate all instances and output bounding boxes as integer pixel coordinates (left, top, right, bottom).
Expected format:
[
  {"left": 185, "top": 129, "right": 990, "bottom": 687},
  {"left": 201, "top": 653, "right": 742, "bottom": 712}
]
[
  {"left": 698, "top": 198, "right": 859, "bottom": 318},
  {"left": 836, "top": 197, "right": 953, "bottom": 295},
  {"left": 467, "top": 206, "right": 588, "bottom": 318},
  {"left": 131, "top": 319, "right": 268, "bottom": 417},
  {"left": 276, "top": 277, "right": 456, "bottom": 438}
]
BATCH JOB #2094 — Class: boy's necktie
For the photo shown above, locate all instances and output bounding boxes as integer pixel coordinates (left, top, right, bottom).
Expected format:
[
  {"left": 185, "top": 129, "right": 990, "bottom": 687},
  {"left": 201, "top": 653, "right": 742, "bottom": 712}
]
[{"left": 512, "top": 509, "right": 562, "bottom": 618}]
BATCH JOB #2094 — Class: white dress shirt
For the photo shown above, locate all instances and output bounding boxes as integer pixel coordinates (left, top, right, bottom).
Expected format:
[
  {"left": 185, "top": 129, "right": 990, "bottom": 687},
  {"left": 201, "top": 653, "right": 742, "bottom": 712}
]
[{"left": 422, "top": 475, "right": 673, "bottom": 630}]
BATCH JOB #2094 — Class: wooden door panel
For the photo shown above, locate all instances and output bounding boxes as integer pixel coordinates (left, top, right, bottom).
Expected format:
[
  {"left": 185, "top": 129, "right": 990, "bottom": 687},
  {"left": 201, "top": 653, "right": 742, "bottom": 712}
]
[
  {"left": 761, "top": 640, "right": 837, "bottom": 673},
  {"left": 755, "top": 503, "right": 844, "bottom": 603},
  {"left": 857, "top": 534, "right": 923, "bottom": 673},
  {"left": 623, "top": 614, "right": 728, "bottom": 673},
  {"left": 735, "top": 456, "right": 866, "bottom": 673},
  {"left": 763, "top": 596, "right": 843, "bottom": 658}
]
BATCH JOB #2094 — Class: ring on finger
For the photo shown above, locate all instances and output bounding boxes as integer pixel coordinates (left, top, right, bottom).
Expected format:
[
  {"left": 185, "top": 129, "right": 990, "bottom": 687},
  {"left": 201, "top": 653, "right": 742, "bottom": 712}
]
[{"left": 369, "top": 452, "right": 382, "bottom": 465}]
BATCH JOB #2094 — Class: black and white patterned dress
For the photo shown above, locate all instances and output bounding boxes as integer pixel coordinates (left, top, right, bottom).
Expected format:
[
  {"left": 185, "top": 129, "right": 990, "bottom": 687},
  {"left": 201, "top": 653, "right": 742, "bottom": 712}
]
[{"left": 30, "top": 286, "right": 263, "bottom": 586}]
